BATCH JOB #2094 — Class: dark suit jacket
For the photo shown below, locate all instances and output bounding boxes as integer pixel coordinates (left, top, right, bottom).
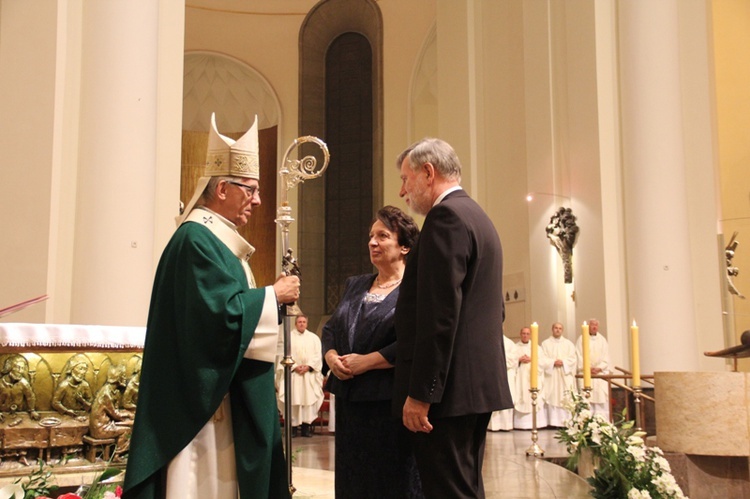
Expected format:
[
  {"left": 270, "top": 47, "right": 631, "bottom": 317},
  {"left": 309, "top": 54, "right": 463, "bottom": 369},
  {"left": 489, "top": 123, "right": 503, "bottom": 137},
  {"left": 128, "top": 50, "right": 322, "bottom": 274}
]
[
  {"left": 393, "top": 190, "right": 513, "bottom": 418},
  {"left": 322, "top": 274, "right": 399, "bottom": 402}
]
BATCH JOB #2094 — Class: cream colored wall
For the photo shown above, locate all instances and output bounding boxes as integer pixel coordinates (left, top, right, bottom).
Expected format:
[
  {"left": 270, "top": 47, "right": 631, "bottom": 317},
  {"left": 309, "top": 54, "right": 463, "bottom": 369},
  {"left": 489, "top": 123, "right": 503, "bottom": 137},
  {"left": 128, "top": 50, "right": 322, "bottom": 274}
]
[
  {"left": 712, "top": 0, "right": 750, "bottom": 370},
  {"left": 0, "top": 0, "right": 183, "bottom": 326},
  {"left": 380, "top": 0, "right": 437, "bottom": 208},
  {"left": 0, "top": 0, "right": 58, "bottom": 323}
]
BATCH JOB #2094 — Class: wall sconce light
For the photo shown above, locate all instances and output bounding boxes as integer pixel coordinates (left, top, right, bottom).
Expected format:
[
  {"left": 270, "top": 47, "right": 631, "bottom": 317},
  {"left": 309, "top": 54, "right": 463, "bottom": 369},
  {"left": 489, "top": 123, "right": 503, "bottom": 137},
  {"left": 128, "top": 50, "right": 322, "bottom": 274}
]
[{"left": 525, "top": 192, "right": 571, "bottom": 203}]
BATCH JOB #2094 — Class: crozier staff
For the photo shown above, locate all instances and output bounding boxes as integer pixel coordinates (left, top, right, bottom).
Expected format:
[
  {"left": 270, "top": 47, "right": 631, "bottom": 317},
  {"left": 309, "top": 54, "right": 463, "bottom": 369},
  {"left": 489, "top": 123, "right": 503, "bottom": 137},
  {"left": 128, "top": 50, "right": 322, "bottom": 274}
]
[{"left": 125, "top": 113, "right": 299, "bottom": 499}]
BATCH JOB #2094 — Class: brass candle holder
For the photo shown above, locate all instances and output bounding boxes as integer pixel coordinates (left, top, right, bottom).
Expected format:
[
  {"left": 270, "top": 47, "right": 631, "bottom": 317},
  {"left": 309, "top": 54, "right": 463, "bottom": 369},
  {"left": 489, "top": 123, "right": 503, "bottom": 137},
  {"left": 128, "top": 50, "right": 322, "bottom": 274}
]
[
  {"left": 633, "top": 386, "right": 643, "bottom": 432},
  {"left": 525, "top": 388, "right": 544, "bottom": 457}
]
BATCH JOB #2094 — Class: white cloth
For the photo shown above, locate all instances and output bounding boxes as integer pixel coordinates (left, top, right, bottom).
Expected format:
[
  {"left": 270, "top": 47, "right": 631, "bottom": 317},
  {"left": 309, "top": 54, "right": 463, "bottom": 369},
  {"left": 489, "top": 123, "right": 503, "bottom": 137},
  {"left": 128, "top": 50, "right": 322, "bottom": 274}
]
[
  {"left": 541, "top": 336, "right": 577, "bottom": 426},
  {"left": 576, "top": 333, "right": 610, "bottom": 418},
  {"left": 327, "top": 392, "right": 335, "bottom": 432},
  {"left": 513, "top": 340, "right": 550, "bottom": 429},
  {"left": 276, "top": 329, "right": 325, "bottom": 426},
  {"left": 167, "top": 208, "right": 280, "bottom": 499},
  {"left": 0, "top": 323, "right": 145, "bottom": 349},
  {"left": 488, "top": 336, "right": 519, "bottom": 431}
]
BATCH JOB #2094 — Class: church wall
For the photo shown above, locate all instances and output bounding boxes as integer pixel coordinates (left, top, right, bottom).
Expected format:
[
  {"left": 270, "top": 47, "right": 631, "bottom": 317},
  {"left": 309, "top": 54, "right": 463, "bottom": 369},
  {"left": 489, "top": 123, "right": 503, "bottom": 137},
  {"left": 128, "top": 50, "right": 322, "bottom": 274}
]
[
  {"left": 0, "top": 1, "right": 58, "bottom": 323},
  {"left": 712, "top": 0, "right": 750, "bottom": 370},
  {"left": 380, "top": 0, "right": 437, "bottom": 209},
  {"left": 476, "top": 0, "right": 530, "bottom": 339},
  {"left": 1, "top": 0, "right": 184, "bottom": 327}
]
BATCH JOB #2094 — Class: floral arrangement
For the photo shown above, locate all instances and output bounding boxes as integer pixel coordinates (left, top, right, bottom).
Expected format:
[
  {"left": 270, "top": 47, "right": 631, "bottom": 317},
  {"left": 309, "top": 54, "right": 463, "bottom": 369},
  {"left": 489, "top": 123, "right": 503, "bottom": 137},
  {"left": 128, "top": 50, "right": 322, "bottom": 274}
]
[
  {"left": 556, "top": 391, "right": 687, "bottom": 499},
  {"left": 0, "top": 461, "right": 122, "bottom": 499}
]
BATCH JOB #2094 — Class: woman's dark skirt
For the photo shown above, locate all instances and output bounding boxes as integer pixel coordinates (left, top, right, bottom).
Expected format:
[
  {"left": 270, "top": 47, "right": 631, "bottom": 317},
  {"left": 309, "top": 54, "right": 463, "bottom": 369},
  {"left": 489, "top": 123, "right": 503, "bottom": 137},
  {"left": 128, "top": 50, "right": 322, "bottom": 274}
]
[{"left": 334, "top": 397, "right": 423, "bottom": 498}]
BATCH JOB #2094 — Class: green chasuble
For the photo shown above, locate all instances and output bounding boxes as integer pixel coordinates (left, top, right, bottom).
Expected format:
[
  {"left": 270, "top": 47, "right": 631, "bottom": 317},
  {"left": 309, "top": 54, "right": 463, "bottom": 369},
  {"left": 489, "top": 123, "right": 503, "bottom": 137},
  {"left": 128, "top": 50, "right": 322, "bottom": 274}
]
[{"left": 124, "top": 220, "right": 288, "bottom": 499}]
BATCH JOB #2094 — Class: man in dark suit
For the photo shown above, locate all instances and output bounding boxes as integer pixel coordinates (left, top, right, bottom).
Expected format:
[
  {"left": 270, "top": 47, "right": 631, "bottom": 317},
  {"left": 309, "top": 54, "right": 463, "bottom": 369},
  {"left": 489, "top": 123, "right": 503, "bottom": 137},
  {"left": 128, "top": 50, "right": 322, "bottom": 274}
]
[{"left": 393, "top": 137, "right": 513, "bottom": 498}]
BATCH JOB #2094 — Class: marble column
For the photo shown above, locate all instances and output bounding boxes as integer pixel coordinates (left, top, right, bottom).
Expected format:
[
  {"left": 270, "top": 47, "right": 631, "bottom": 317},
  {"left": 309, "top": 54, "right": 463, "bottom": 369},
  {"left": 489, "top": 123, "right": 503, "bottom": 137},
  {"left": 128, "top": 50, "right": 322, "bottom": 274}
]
[
  {"left": 618, "top": 0, "right": 698, "bottom": 372},
  {"left": 70, "top": 1, "right": 183, "bottom": 325}
]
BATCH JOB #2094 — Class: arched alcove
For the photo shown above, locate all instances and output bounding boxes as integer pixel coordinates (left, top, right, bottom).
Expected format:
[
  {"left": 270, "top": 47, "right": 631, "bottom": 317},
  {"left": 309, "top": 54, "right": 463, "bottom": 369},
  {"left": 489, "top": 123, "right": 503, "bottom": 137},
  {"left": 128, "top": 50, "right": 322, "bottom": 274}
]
[{"left": 298, "top": 0, "right": 383, "bottom": 326}]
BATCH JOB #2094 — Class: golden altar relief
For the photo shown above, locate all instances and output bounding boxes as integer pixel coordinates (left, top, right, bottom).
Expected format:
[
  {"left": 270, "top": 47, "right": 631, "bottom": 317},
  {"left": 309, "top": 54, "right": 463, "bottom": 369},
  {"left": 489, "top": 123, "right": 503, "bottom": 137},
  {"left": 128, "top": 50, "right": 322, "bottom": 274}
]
[{"left": 0, "top": 323, "right": 144, "bottom": 477}]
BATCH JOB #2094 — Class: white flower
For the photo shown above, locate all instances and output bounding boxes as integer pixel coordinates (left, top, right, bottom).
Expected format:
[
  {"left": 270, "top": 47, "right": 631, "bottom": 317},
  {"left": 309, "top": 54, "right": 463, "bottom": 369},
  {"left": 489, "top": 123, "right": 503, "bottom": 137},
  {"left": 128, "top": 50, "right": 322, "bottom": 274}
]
[
  {"left": 0, "top": 484, "right": 24, "bottom": 499},
  {"left": 627, "top": 434, "right": 644, "bottom": 446},
  {"left": 627, "top": 488, "right": 652, "bottom": 499},
  {"left": 591, "top": 427, "right": 602, "bottom": 445},
  {"left": 627, "top": 445, "right": 646, "bottom": 461},
  {"left": 653, "top": 472, "right": 683, "bottom": 496},
  {"left": 651, "top": 454, "right": 671, "bottom": 473}
]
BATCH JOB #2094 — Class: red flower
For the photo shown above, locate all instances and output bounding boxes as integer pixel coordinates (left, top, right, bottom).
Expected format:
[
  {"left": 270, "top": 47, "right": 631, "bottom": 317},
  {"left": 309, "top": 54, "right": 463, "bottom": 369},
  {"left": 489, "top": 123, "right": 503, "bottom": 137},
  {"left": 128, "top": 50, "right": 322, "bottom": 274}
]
[
  {"left": 56, "top": 494, "right": 83, "bottom": 499},
  {"left": 115, "top": 485, "right": 123, "bottom": 497}
]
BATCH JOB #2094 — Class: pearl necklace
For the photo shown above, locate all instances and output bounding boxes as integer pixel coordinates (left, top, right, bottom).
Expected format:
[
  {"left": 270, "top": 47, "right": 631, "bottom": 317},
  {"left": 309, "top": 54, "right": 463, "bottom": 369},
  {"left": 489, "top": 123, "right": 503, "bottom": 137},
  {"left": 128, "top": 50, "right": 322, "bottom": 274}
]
[{"left": 376, "top": 276, "right": 402, "bottom": 289}]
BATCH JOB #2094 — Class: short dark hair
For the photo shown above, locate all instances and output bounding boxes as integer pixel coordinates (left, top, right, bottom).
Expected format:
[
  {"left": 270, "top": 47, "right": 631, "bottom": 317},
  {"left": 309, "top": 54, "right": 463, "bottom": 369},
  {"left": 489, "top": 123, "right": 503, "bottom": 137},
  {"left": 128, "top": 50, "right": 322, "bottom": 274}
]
[{"left": 375, "top": 205, "right": 419, "bottom": 250}]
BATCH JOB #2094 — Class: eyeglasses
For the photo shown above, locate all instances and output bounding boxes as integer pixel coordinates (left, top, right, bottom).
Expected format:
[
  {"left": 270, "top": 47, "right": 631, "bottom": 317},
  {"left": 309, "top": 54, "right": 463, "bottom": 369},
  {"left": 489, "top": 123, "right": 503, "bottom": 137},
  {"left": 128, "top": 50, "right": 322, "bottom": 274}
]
[{"left": 227, "top": 180, "right": 260, "bottom": 198}]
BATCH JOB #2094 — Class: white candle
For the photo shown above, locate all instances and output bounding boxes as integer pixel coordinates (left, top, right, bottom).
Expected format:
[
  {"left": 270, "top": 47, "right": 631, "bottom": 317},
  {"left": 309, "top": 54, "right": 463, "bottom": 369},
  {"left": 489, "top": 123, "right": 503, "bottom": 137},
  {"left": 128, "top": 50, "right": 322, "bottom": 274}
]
[{"left": 530, "top": 322, "right": 539, "bottom": 389}]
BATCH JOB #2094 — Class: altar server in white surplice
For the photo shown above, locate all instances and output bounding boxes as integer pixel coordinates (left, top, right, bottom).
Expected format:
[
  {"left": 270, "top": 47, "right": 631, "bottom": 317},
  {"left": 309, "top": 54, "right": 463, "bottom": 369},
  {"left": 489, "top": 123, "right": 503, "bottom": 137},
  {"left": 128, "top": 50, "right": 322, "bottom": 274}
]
[
  {"left": 576, "top": 318, "right": 610, "bottom": 419},
  {"left": 541, "top": 322, "right": 577, "bottom": 427},
  {"left": 488, "top": 334, "right": 520, "bottom": 431},
  {"left": 513, "top": 327, "right": 551, "bottom": 429},
  {"left": 277, "top": 314, "right": 325, "bottom": 437}
]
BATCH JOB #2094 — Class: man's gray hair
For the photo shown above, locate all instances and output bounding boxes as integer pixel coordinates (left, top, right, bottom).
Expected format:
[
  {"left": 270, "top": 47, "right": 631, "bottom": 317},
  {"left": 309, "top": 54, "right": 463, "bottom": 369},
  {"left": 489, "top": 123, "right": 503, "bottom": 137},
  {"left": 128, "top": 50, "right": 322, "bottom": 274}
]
[
  {"left": 199, "top": 176, "right": 235, "bottom": 205},
  {"left": 397, "top": 138, "right": 462, "bottom": 183}
]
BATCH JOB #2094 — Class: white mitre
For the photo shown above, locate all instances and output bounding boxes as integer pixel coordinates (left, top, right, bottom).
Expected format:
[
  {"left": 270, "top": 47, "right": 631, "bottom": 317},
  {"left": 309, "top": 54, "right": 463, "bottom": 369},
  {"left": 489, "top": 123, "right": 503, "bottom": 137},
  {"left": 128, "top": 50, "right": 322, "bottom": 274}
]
[{"left": 176, "top": 113, "right": 259, "bottom": 226}]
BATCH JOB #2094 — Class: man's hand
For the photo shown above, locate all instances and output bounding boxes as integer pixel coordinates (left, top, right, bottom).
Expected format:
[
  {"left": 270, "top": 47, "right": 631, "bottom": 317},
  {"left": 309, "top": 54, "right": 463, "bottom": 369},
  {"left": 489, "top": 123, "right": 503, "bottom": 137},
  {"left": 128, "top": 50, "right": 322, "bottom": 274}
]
[
  {"left": 519, "top": 354, "right": 531, "bottom": 364},
  {"left": 554, "top": 359, "right": 563, "bottom": 367},
  {"left": 273, "top": 274, "right": 300, "bottom": 304},
  {"left": 403, "top": 396, "right": 432, "bottom": 433},
  {"left": 293, "top": 365, "right": 311, "bottom": 375}
]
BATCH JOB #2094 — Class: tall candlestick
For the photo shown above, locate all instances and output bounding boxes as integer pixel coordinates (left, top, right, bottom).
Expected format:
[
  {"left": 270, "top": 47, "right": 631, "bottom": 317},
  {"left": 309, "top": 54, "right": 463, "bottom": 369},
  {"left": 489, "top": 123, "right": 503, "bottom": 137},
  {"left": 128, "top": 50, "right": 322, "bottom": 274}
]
[
  {"left": 530, "top": 322, "right": 539, "bottom": 389},
  {"left": 631, "top": 320, "right": 640, "bottom": 388},
  {"left": 582, "top": 321, "right": 591, "bottom": 389}
]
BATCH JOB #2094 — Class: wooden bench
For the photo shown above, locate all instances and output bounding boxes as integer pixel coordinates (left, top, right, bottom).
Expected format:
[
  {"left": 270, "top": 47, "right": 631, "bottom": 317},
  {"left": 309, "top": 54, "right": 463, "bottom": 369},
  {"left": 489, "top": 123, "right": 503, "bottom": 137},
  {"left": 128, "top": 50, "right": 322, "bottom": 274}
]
[{"left": 82, "top": 435, "right": 116, "bottom": 463}]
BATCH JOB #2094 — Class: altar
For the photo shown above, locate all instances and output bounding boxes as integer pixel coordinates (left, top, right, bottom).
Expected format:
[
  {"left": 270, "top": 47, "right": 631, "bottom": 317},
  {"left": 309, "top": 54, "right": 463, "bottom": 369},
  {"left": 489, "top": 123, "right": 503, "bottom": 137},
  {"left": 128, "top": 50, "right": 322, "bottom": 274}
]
[
  {"left": 655, "top": 371, "right": 750, "bottom": 498},
  {"left": 0, "top": 323, "right": 144, "bottom": 479}
]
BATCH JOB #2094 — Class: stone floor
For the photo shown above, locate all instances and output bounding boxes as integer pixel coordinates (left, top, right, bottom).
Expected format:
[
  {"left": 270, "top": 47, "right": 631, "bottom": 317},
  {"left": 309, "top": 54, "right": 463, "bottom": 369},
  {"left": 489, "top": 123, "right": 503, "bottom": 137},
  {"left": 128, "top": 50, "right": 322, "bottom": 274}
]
[{"left": 290, "top": 428, "right": 591, "bottom": 498}]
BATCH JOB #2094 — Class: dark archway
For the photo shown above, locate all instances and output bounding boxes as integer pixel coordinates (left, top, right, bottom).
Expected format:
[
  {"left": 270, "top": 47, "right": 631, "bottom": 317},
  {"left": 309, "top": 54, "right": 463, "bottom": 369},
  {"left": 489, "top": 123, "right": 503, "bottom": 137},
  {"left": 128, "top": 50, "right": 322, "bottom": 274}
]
[{"left": 298, "top": 0, "right": 383, "bottom": 327}]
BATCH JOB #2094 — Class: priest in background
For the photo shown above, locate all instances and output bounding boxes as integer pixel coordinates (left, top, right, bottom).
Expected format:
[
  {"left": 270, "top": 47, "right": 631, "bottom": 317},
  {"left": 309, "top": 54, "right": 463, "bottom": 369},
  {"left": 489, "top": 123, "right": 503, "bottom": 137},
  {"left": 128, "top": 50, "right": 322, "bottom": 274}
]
[
  {"left": 488, "top": 332, "right": 520, "bottom": 431},
  {"left": 276, "top": 314, "right": 325, "bottom": 437},
  {"left": 576, "top": 318, "right": 611, "bottom": 419},
  {"left": 514, "top": 326, "right": 551, "bottom": 429},
  {"left": 541, "top": 322, "right": 576, "bottom": 427}
]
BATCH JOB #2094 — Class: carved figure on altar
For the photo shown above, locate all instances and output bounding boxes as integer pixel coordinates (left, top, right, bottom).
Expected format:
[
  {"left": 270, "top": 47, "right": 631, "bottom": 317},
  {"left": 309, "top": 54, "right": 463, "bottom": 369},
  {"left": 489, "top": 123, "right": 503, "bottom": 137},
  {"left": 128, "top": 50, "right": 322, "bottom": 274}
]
[
  {"left": 90, "top": 364, "right": 132, "bottom": 455},
  {"left": 121, "top": 359, "right": 140, "bottom": 412},
  {"left": 0, "top": 355, "right": 40, "bottom": 422},
  {"left": 52, "top": 358, "right": 93, "bottom": 420}
]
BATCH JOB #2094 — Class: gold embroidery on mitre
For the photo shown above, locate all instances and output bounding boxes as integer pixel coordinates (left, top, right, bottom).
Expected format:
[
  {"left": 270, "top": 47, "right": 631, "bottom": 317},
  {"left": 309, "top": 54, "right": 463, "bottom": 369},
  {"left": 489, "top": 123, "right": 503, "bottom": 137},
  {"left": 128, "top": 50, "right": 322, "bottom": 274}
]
[
  {"left": 203, "top": 113, "right": 260, "bottom": 180},
  {"left": 232, "top": 152, "right": 259, "bottom": 177}
]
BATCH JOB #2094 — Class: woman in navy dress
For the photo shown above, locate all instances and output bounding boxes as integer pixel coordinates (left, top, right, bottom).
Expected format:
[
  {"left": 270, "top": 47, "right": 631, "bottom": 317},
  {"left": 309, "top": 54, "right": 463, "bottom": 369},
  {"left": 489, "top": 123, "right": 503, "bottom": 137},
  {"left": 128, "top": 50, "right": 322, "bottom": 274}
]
[{"left": 322, "top": 206, "right": 422, "bottom": 498}]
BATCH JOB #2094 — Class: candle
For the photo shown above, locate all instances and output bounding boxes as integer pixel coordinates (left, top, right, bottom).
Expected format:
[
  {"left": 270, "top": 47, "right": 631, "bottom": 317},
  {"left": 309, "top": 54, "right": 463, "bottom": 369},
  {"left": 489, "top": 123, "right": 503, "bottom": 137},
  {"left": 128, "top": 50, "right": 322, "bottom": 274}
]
[
  {"left": 631, "top": 320, "right": 640, "bottom": 388},
  {"left": 530, "top": 322, "right": 539, "bottom": 389},
  {"left": 582, "top": 321, "right": 591, "bottom": 389}
]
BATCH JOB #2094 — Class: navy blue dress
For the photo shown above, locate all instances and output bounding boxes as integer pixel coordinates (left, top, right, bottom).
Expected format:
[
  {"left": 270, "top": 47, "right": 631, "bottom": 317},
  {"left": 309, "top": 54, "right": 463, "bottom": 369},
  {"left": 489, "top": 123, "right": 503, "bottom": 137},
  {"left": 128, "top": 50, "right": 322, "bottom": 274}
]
[{"left": 322, "top": 274, "right": 423, "bottom": 498}]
